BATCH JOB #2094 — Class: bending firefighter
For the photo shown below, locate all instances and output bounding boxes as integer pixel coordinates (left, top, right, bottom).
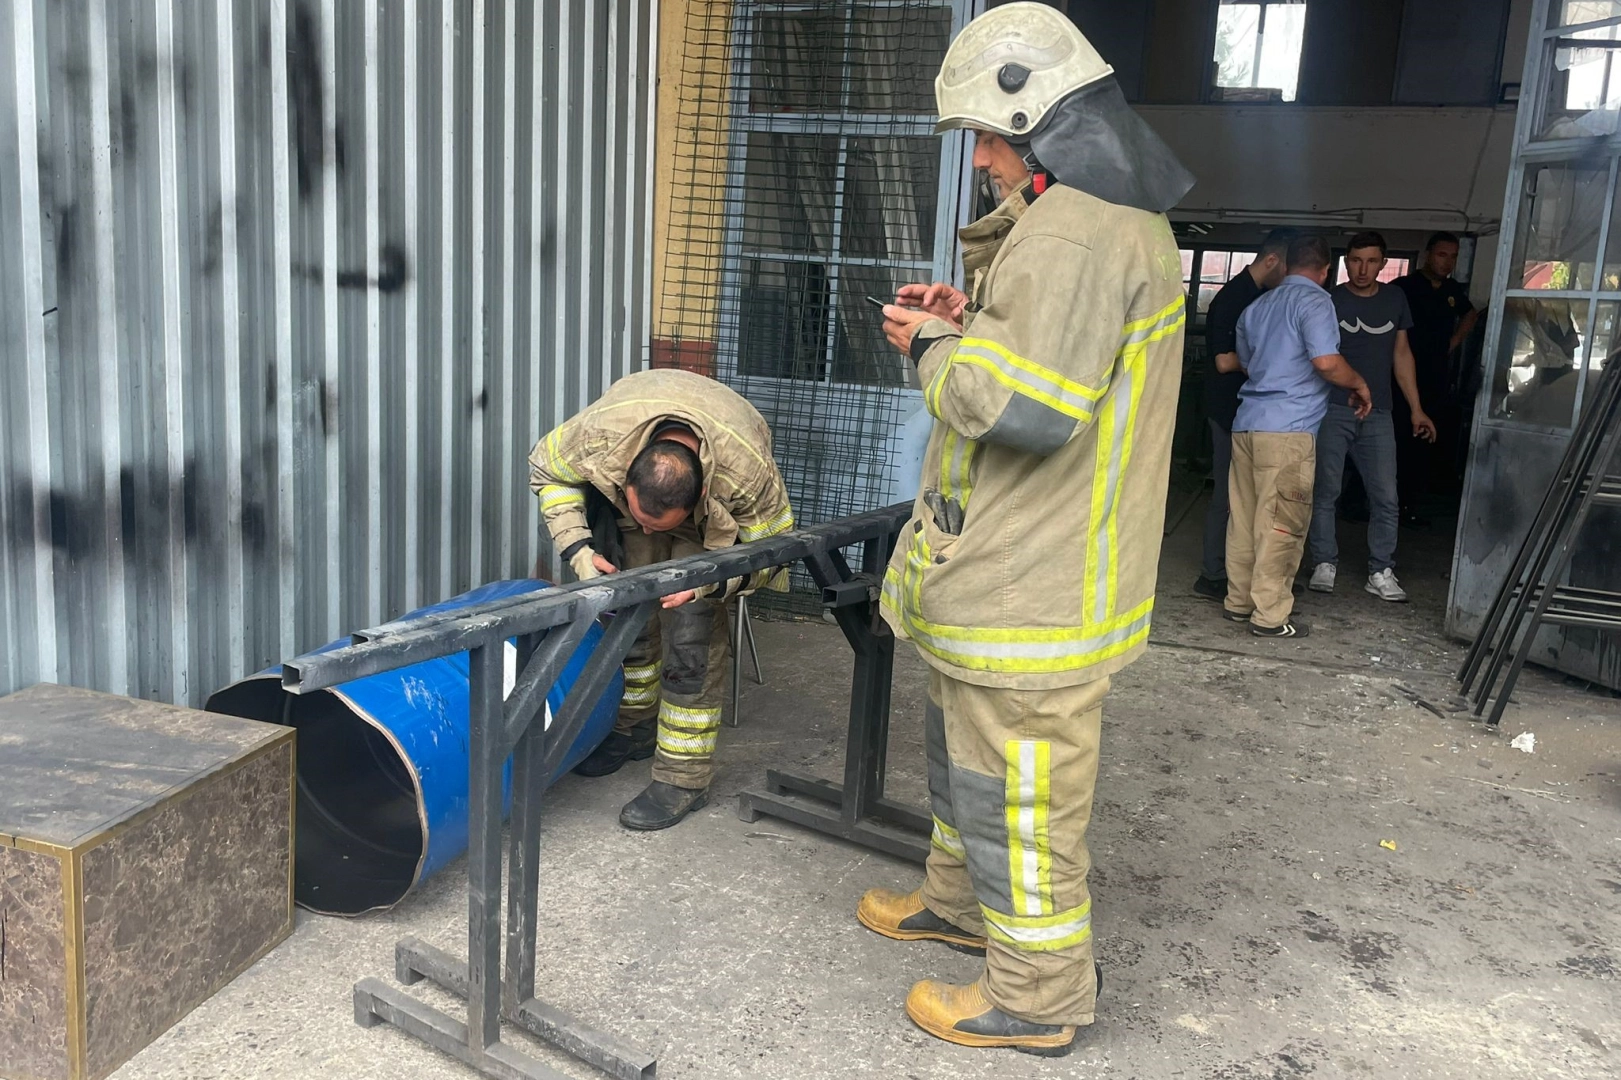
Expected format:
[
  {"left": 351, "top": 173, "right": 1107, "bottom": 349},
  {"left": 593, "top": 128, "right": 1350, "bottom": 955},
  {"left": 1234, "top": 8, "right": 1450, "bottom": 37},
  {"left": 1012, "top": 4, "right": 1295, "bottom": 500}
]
[
  {"left": 861, "top": 4, "right": 1192, "bottom": 1055},
  {"left": 527, "top": 368, "right": 794, "bottom": 831}
]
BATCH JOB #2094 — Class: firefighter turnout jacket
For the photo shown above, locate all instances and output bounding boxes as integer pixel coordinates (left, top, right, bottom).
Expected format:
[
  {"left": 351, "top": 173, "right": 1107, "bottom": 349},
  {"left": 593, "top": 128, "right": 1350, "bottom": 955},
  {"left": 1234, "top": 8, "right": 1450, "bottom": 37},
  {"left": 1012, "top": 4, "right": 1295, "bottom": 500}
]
[
  {"left": 880, "top": 180, "right": 1187, "bottom": 689},
  {"left": 528, "top": 369, "right": 795, "bottom": 599}
]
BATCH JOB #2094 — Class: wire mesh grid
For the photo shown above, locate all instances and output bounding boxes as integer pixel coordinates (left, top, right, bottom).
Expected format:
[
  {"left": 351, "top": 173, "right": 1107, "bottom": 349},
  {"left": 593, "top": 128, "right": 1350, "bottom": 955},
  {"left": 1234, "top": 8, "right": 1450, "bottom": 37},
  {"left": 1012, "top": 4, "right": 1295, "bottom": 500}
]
[{"left": 656, "top": 0, "right": 961, "bottom": 611}]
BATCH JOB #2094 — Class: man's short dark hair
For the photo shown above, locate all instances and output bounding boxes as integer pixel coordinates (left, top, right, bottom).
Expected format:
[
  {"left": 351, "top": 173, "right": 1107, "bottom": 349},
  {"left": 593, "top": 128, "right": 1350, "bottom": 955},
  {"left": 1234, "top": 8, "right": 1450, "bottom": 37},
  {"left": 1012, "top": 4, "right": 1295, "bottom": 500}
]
[
  {"left": 1259, "top": 228, "right": 1295, "bottom": 259},
  {"left": 625, "top": 440, "right": 702, "bottom": 518},
  {"left": 1346, "top": 231, "right": 1388, "bottom": 256},
  {"left": 1425, "top": 230, "right": 1460, "bottom": 251},
  {"left": 1286, "top": 234, "right": 1331, "bottom": 272}
]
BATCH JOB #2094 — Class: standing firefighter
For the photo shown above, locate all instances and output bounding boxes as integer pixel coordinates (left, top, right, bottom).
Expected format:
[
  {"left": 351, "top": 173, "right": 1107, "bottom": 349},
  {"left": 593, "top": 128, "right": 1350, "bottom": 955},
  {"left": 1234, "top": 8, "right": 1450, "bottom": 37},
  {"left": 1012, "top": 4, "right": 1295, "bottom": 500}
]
[
  {"left": 528, "top": 368, "right": 794, "bottom": 831},
  {"left": 858, "top": 3, "right": 1193, "bottom": 1055}
]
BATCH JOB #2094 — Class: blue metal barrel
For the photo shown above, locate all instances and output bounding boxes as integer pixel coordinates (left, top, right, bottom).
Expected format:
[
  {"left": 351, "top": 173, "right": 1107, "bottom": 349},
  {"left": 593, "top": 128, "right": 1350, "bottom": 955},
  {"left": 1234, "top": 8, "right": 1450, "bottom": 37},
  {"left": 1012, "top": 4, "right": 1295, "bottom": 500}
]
[{"left": 205, "top": 580, "right": 621, "bottom": 916}]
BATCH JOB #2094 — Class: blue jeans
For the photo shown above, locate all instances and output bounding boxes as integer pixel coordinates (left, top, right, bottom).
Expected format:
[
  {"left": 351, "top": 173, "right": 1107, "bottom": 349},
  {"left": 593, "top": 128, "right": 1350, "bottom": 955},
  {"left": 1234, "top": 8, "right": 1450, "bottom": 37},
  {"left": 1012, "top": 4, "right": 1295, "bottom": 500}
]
[
  {"left": 1309, "top": 405, "right": 1398, "bottom": 574},
  {"left": 1200, "top": 419, "right": 1233, "bottom": 580}
]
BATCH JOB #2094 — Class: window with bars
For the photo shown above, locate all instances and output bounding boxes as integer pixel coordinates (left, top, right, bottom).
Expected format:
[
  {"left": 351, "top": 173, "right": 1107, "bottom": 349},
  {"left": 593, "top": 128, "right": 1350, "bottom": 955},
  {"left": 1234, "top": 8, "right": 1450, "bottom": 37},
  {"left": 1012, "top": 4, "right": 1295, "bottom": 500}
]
[
  {"left": 657, "top": 0, "right": 972, "bottom": 609},
  {"left": 724, "top": 1, "right": 957, "bottom": 389}
]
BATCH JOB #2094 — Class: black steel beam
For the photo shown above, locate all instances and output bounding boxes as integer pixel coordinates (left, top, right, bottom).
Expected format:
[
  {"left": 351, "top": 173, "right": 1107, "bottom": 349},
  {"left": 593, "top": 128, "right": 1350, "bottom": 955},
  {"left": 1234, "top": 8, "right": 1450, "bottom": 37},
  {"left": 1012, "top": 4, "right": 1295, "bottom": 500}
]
[
  {"left": 285, "top": 505, "right": 912, "bottom": 693},
  {"left": 395, "top": 937, "right": 657, "bottom": 1080}
]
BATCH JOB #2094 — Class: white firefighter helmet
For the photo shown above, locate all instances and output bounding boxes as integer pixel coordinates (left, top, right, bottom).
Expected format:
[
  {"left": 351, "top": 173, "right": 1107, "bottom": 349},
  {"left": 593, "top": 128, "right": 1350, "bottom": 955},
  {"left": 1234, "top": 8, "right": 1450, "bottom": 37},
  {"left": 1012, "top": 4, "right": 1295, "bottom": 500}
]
[{"left": 934, "top": 2, "right": 1113, "bottom": 138}]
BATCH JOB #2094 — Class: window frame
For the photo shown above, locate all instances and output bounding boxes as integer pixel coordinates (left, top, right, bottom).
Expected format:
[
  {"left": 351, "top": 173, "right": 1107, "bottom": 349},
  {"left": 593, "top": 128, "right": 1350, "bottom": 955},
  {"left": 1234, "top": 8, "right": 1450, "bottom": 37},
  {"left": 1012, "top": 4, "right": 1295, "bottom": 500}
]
[
  {"left": 1205, "top": 0, "right": 1310, "bottom": 104},
  {"left": 715, "top": 0, "right": 969, "bottom": 390}
]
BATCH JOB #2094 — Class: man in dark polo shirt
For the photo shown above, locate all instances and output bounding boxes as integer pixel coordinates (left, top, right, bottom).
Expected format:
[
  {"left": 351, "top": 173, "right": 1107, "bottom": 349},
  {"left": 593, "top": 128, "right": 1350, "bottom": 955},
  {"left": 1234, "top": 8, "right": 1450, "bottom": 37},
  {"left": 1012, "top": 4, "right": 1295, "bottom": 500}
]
[
  {"left": 1394, "top": 232, "right": 1478, "bottom": 528},
  {"left": 1195, "top": 228, "right": 1293, "bottom": 600},
  {"left": 1308, "top": 232, "right": 1436, "bottom": 603}
]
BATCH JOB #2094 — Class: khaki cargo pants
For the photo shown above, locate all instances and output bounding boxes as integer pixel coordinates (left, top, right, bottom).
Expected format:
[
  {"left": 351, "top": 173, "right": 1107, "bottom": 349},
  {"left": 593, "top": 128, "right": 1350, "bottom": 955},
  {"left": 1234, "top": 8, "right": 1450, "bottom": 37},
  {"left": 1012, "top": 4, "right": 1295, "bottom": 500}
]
[
  {"left": 918, "top": 668, "right": 1108, "bottom": 1027},
  {"left": 615, "top": 523, "right": 731, "bottom": 790},
  {"left": 1225, "top": 431, "right": 1315, "bottom": 629}
]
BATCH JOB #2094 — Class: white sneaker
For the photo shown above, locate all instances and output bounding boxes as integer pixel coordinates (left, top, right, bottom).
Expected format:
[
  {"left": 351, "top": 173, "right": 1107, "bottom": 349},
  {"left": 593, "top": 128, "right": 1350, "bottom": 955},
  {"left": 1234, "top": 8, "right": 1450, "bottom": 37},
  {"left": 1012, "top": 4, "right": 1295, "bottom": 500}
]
[
  {"left": 1365, "top": 569, "right": 1408, "bottom": 602},
  {"left": 1308, "top": 563, "right": 1337, "bottom": 593}
]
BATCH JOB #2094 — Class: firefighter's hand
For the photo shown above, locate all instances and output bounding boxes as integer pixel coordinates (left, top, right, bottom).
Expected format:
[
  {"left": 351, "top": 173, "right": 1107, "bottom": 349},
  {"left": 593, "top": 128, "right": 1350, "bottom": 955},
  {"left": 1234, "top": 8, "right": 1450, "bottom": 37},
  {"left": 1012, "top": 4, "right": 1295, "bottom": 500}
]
[
  {"left": 897, "top": 282, "right": 967, "bottom": 325},
  {"left": 569, "top": 547, "right": 614, "bottom": 581},
  {"left": 1348, "top": 382, "right": 1374, "bottom": 420},
  {"left": 593, "top": 554, "right": 618, "bottom": 574},
  {"left": 1411, "top": 411, "right": 1438, "bottom": 443},
  {"left": 661, "top": 589, "right": 697, "bottom": 609},
  {"left": 882, "top": 304, "right": 938, "bottom": 355}
]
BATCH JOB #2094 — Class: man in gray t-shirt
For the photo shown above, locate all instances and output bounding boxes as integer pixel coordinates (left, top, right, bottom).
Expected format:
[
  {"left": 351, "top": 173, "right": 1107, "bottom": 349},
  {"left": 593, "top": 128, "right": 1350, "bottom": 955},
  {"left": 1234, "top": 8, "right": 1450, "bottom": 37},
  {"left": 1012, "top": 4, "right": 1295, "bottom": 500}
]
[{"left": 1307, "top": 233, "right": 1437, "bottom": 603}]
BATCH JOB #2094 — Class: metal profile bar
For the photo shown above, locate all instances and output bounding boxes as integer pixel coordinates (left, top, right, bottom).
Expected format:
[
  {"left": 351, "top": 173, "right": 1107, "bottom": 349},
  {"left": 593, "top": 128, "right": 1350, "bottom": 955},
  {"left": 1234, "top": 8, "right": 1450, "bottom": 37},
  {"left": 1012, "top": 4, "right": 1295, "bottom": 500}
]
[
  {"left": 731, "top": 114, "right": 935, "bottom": 135},
  {"left": 466, "top": 640, "right": 504, "bottom": 1049},
  {"left": 503, "top": 631, "right": 544, "bottom": 1008},
  {"left": 286, "top": 505, "right": 914, "bottom": 691},
  {"left": 468, "top": 0, "right": 488, "bottom": 585},
  {"left": 364, "top": 0, "right": 384, "bottom": 625},
  {"left": 320, "top": 0, "right": 342, "bottom": 640},
  {"left": 1484, "top": 417, "right": 1621, "bottom": 725},
  {"left": 1460, "top": 364, "right": 1621, "bottom": 690},
  {"left": 402, "top": 0, "right": 422, "bottom": 611},
  {"left": 1545, "top": 14, "right": 1621, "bottom": 37},
  {"left": 1503, "top": 287, "right": 1621, "bottom": 300},
  {"left": 438, "top": 0, "right": 459, "bottom": 599},
  {"left": 501, "top": 618, "right": 591, "bottom": 755},
  {"left": 155, "top": 0, "right": 193, "bottom": 700},
  {"left": 1571, "top": 155, "right": 1621, "bottom": 422},
  {"left": 9, "top": 0, "right": 58, "bottom": 684},
  {"left": 393, "top": 938, "right": 656, "bottom": 1080},
  {"left": 498, "top": 0, "right": 519, "bottom": 580},
  {"left": 89, "top": 0, "right": 130, "bottom": 693},
  {"left": 354, "top": 978, "right": 574, "bottom": 1080},
  {"left": 740, "top": 249, "right": 932, "bottom": 270},
  {"left": 538, "top": 602, "right": 657, "bottom": 780}
]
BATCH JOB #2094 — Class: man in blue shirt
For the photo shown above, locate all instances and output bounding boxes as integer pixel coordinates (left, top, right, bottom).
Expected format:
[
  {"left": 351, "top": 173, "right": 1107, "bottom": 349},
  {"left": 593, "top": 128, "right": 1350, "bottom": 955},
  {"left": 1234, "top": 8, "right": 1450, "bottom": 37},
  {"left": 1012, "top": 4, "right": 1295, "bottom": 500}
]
[{"left": 1215, "top": 235, "right": 1372, "bottom": 638}]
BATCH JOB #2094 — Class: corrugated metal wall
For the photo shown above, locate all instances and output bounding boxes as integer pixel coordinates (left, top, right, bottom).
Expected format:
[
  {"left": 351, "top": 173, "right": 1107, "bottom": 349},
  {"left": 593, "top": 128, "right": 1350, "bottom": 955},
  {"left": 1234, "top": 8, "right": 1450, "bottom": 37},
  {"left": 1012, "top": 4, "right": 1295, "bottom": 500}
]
[{"left": 0, "top": 0, "right": 657, "bottom": 706}]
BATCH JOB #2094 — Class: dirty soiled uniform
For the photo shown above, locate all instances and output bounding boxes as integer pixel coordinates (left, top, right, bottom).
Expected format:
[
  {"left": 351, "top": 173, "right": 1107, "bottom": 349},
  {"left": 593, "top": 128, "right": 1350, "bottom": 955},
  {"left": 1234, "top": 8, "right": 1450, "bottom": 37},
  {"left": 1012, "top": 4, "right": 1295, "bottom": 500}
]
[
  {"left": 528, "top": 369, "right": 794, "bottom": 789},
  {"left": 880, "top": 180, "right": 1185, "bottom": 1026}
]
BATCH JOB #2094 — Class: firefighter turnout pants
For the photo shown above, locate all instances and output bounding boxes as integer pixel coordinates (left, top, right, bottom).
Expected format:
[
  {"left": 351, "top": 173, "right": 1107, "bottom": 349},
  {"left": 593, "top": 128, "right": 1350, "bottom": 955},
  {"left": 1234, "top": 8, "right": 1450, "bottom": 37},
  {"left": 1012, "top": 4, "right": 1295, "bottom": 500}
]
[
  {"left": 918, "top": 668, "right": 1107, "bottom": 1027},
  {"left": 615, "top": 525, "right": 731, "bottom": 790}
]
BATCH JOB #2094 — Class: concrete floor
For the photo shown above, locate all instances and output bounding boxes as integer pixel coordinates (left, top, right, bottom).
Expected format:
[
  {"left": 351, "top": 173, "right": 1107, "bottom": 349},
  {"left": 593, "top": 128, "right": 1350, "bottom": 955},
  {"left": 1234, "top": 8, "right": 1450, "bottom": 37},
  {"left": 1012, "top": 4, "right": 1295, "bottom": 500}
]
[{"left": 115, "top": 497, "right": 1621, "bottom": 1080}]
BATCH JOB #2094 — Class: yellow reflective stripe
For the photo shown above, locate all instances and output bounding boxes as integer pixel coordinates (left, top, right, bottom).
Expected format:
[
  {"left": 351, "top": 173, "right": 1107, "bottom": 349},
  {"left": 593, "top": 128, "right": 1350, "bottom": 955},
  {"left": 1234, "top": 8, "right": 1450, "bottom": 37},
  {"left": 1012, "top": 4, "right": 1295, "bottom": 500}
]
[
  {"left": 1005, "top": 740, "right": 1053, "bottom": 918},
  {"left": 1081, "top": 298, "right": 1180, "bottom": 625},
  {"left": 542, "top": 430, "right": 583, "bottom": 483},
  {"left": 659, "top": 701, "right": 722, "bottom": 728},
  {"left": 539, "top": 484, "right": 586, "bottom": 511},
  {"left": 881, "top": 570, "right": 1153, "bottom": 674},
  {"left": 1120, "top": 295, "right": 1185, "bottom": 343},
  {"left": 656, "top": 728, "right": 718, "bottom": 755},
  {"left": 925, "top": 352, "right": 954, "bottom": 419},
  {"left": 931, "top": 817, "right": 965, "bottom": 859},
  {"left": 621, "top": 685, "right": 659, "bottom": 706},
  {"left": 738, "top": 504, "right": 795, "bottom": 541},
  {"left": 623, "top": 662, "right": 662, "bottom": 683},
  {"left": 981, "top": 901, "right": 1092, "bottom": 952},
  {"left": 950, "top": 337, "right": 1104, "bottom": 421}
]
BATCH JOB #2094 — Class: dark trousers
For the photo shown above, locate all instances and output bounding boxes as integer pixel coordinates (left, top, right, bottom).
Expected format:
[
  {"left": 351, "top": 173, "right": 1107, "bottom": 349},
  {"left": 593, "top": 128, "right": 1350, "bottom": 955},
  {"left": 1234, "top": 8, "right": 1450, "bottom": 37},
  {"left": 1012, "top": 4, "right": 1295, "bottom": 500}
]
[{"left": 1200, "top": 419, "right": 1233, "bottom": 580}]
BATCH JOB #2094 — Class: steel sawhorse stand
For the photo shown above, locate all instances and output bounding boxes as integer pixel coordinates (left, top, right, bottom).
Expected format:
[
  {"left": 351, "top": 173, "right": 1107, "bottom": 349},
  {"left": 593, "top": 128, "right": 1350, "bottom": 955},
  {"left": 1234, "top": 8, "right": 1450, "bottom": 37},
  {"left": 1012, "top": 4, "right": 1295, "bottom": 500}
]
[
  {"left": 736, "top": 526, "right": 931, "bottom": 864},
  {"left": 281, "top": 504, "right": 924, "bottom": 1080}
]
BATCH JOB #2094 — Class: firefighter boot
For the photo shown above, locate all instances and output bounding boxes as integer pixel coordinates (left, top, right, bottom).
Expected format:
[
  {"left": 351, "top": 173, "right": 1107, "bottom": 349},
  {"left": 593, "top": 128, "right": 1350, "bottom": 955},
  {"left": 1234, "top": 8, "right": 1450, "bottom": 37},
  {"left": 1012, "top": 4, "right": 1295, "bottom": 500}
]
[
  {"left": 572, "top": 721, "right": 656, "bottom": 778},
  {"left": 904, "top": 967, "right": 1102, "bottom": 1057},
  {"left": 856, "top": 888, "right": 986, "bottom": 953},
  {"left": 619, "top": 780, "right": 709, "bottom": 831}
]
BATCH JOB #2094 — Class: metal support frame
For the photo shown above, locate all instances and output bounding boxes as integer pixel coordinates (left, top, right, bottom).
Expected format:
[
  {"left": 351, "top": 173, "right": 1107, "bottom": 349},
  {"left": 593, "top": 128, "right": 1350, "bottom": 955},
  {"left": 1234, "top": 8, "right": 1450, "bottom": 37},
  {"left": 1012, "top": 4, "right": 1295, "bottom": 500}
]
[
  {"left": 285, "top": 503, "right": 920, "bottom": 1080},
  {"left": 727, "top": 594, "right": 765, "bottom": 728},
  {"left": 1458, "top": 359, "right": 1621, "bottom": 725},
  {"left": 736, "top": 533, "right": 931, "bottom": 864}
]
